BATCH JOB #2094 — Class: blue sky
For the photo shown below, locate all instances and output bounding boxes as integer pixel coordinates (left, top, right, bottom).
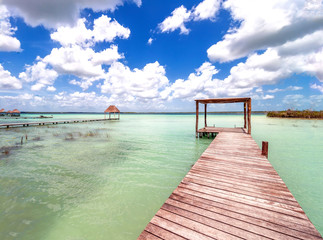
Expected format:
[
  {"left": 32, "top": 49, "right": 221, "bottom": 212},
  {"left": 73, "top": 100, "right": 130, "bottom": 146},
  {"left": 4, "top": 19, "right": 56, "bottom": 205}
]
[{"left": 0, "top": 0, "right": 323, "bottom": 112}]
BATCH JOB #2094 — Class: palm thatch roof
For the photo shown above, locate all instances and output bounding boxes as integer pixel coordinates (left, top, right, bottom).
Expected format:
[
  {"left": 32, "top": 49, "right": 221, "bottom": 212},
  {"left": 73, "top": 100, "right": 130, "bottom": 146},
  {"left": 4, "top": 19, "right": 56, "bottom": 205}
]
[
  {"left": 0, "top": 108, "right": 4, "bottom": 113},
  {"left": 12, "top": 109, "right": 20, "bottom": 113},
  {"left": 104, "top": 105, "right": 120, "bottom": 113}
]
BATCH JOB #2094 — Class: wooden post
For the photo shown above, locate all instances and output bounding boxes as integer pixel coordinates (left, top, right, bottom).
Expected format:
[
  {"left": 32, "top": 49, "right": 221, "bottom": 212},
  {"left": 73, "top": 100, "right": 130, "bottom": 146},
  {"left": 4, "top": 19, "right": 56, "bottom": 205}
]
[
  {"left": 262, "top": 141, "right": 268, "bottom": 158},
  {"left": 247, "top": 99, "right": 251, "bottom": 134},
  {"left": 244, "top": 102, "right": 246, "bottom": 129},
  {"left": 195, "top": 101, "right": 199, "bottom": 138},
  {"left": 204, "top": 104, "right": 207, "bottom": 128}
]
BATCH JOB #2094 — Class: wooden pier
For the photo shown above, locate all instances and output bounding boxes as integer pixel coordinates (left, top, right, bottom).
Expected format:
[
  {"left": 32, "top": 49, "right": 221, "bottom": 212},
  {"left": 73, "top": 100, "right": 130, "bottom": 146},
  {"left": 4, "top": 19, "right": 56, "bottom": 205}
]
[
  {"left": 138, "top": 130, "right": 322, "bottom": 239},
  {"left": 0, "top": 118, "right": 110, "bottom": 129}
]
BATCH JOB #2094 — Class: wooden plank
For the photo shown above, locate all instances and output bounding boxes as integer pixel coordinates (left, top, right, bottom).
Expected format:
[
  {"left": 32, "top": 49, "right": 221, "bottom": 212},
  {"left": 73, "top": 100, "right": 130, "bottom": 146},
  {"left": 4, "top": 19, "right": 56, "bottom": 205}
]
[
  {"left": 137, "top": 231, "right": 161, "bottom": 240},
  {"left": 151, "top": 215, "right": 215, "bottom": 240},
  {"left": 138, "top": 131, "right": 322, "bottom": 239},
  {"left": 144, "top": 223, "right": 186, "bottom": 240},
  {"left": 169, "top": 193, "right": 321, "bottom": 240}
]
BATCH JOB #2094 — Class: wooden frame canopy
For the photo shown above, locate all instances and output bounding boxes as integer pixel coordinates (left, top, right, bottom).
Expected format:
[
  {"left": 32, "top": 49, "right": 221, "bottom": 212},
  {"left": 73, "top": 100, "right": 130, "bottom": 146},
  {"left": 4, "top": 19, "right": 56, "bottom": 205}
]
[{"left": 195, "top": 97, "right": 251, "bottom": 136}]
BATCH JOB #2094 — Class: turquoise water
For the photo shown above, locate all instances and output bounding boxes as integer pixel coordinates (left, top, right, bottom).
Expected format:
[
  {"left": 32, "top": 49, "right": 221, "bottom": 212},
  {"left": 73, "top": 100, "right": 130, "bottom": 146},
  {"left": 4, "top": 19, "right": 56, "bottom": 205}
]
[{"left": 0, "top": 114, "right": 322, "bottom": 239}]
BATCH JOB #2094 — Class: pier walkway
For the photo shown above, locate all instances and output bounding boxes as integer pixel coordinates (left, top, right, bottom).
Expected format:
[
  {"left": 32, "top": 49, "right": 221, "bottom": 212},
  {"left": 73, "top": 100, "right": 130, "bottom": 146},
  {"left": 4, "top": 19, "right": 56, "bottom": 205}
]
[
  {"left": 138, "top": 131, "right": 322, "bottom": 239},
  {"left": 0, "top": 118, "right": 110, "bottom": 129}
]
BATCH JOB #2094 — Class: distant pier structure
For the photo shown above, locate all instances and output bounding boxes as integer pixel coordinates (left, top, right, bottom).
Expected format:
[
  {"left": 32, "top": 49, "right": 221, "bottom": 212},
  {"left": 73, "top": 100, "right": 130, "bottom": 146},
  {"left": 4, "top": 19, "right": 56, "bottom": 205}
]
[
  {"left": 104, "top": 105, "right": 120, "bottom": 120},
  {"left": 195, "top": 97, "right": 251, "bottom": 137}
]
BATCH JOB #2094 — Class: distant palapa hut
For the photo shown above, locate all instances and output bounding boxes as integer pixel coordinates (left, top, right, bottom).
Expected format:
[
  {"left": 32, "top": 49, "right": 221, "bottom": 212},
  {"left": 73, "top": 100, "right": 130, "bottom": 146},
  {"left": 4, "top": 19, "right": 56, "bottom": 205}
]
[
  {"left": 104, "top": 105, "right": 120, "bottom": 120},
  {"left": 12, "top": 109, "right": 21, "bottom": 116}
]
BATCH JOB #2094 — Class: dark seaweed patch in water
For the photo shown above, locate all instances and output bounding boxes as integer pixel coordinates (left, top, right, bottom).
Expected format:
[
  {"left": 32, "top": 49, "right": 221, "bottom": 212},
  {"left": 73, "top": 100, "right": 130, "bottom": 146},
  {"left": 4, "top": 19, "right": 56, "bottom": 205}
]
[
  {"left": 32, "top": 136, "right": 43, "bottom": 141},
  {"left": 65, "top": 133, "right": 75, "bottom": 141},
  {"left": 0, "top": 145, "right": 22, "bottom": 159},
  {"left": 30, "top": 144, "right": 45, "bottom": 149}
]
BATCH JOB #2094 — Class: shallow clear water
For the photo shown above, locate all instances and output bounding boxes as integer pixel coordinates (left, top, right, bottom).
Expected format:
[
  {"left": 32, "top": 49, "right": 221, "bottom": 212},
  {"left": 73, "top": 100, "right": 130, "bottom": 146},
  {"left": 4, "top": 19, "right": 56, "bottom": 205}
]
[{"left": 0, "top": 114, "right": 322, "bottom": 239}]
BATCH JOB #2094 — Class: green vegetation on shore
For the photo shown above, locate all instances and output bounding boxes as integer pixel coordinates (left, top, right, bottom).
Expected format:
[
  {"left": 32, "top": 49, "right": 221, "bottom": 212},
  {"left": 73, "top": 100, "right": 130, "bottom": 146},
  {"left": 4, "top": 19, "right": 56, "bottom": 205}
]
[{"left": 267, "top": 109, "right": 323, "bottom": 119}]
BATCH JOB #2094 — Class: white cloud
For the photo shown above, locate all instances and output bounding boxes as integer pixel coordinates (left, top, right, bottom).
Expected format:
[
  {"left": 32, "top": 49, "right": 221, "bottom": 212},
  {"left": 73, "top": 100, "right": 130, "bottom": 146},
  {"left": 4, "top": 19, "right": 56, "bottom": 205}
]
[
  {"left": 0, "top": 5, "right": 21, "bottom": 52},
  {"left": 43, "top": 45, "right": 122, "bottom": 79},
  {"left": 0, "top": 64, "right": 22, "bottom": 89},
  {"left": 43, "top": 15, "right": 126, "bottom": 90},
  {"left": 51, "top": 15, "right": 130, "bottom": 47},
  {"left": 311, "top": 83, "right": 323, "bottom": 93},
  {"left": 221, "top": 45, "right": 323, "bottom": 92},
  {"left": 192, "top": 0, "right": 222, "bottom": 21},
  {"left": 19, "top": 61, "right": 58, "bottom": 91},
  {"left": 267, "top": 86, "right": 303, "bottom": 93},
  {"left": 168, "top": 62, "right": 252, "bottom": 101},
  {"left": 92, "top": 15, "right": 130, "bottom": 43},
  {"left": 0, "top": 93, "right": 47, "bottom": 109},
  {"left": 282, "top": 94, "right": 304, "bottom": 109},
  {"left": 159, "top": 5, "right": 191, "bottom": 34},
  {"left": 147, "top": 38, "right": 153, "bottom": 45},
  {"left": 53, "top": 91, "right": 110, "bottom": 108},
  {"left": 50, "top": 18, "right": 93, "bottom": 47},
  {"left": 3, "top": 0, "right": 141, "bottom": 28},
  {"left": 47, "top": 86, "right": 56, "bottom": 92},
  {"left": 207, "top": 0, "right": 323, "bottom": 62},
  {"left": 101, "top": 61, "right": 169, "bottom": 101},
  {"left": 159, "top": 0, "right": 222, "bottom": 34}
]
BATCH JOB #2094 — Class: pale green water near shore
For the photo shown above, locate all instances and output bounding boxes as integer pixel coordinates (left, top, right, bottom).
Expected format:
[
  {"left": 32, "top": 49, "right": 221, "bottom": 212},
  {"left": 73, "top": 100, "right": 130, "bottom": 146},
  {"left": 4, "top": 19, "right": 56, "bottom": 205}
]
[{"left": 0, "top": 114, "right": 322, "bottom": 239}]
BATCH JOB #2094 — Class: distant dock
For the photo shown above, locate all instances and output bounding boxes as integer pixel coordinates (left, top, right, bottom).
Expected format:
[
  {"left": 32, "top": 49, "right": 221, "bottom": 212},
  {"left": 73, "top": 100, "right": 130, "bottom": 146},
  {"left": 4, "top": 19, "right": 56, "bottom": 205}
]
[
  {"left": 138, "top": 129, "right": 322, "bottom": 239},
  {"left": 0, "top": 118, "right": 112, "bottom": 129}
]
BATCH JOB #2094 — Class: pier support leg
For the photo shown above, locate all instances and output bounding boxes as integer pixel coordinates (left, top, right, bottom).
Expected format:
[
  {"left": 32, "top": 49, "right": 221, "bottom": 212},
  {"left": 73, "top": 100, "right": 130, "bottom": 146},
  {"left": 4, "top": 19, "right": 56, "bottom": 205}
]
[
  {"left": 244, "top": 102, "right": 247, "bottom": 129},
  {"left": 262, "top": 141, "right": 268, "bottom": 158},
  {"left": 204, "top": 104, "right": 207, "bottom": 128},
  {"left": 195, "top": 101, "right": 199, "bottom": 137}
]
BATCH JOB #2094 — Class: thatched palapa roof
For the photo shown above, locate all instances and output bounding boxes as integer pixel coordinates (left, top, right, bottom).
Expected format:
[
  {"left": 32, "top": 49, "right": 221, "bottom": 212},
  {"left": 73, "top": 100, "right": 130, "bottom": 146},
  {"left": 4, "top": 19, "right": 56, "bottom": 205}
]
[
  {"left": 0, "top": 108, "right": 4, "bottom": 113},
  {"left": 104, "top": 105, "right": 120, "bottom": 113},
  {"left": 12, "top": 109, "right": 20, "bottom": 113}
]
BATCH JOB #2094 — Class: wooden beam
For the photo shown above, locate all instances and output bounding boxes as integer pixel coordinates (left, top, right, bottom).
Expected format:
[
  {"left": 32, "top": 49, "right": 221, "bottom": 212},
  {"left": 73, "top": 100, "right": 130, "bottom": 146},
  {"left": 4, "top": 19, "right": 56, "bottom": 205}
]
[
  {"left": 247, "top": 99, "right": 251, "bottom": 134},
  {"left": 244, "top": 102, "right": 246, "bottom": 129},
  {"left": 195, "top": 97, "right": 251, "bottom": 104},
  {"left": 196, "top": 101, "right": 199, "bottom": 138},
  {"left": 204, "top": 104, "right": 207, "bottom": 128}
]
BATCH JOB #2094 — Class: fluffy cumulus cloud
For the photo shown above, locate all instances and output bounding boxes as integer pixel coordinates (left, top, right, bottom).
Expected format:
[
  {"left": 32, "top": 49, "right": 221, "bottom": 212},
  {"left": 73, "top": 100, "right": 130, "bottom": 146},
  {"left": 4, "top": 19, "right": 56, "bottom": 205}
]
[
  {"left": 0, "top": 5, "right": 21, "bottom": 51},
  {"left": 159, "top": 0, "right": 221, "bottom": 34},
  {"left": 205, "top": 0, "right": 323, "bottom": 94},
  {"left": 41, "top": 15, "right": 126, "bottom": 90},
  {"left": 207, "top": 0, "right": 323, "bottom": 62},
  {"left": 51, "top": 16, "right": 130, "bottom": 47},
  {"left": 19, "top": 61, "right": 58, "bottom": 91},
  {"left": 43, "top": 45, "right": 123, "bottom": 78},
  {"left": 192, "top": 0, "right": 222, "bottom": 21},
  {"left": 0, "top": 64, "right": 22, "bottom": 89},
  {"left": 167, "top": 62, "right": 253, "bottom": 101},
  {"left": 159, "top": 5, "right": 191, "bottom": 34},
  {"left": 3, "top": 0, "right": 141, "bottom": 28},
  {"left": 100, "top": 61, "right": 169, "bottom": 103}
]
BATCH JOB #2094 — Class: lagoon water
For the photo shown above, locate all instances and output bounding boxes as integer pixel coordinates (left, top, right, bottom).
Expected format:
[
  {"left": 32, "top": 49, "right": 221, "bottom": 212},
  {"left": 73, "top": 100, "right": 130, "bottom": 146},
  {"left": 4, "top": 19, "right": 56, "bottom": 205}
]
[{"left": 0, "top": 114, "right": 322, "bottom": 239}]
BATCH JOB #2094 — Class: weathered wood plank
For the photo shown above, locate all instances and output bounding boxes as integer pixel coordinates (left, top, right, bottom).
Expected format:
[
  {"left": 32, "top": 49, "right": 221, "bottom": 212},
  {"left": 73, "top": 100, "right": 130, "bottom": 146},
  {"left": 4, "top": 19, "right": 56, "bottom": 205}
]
[
  {"left": 144, "top": 223, "right": 186, "bottom": 240},
  {"left": 137, "top": 131, "right": 322, "bottom": 239}
]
